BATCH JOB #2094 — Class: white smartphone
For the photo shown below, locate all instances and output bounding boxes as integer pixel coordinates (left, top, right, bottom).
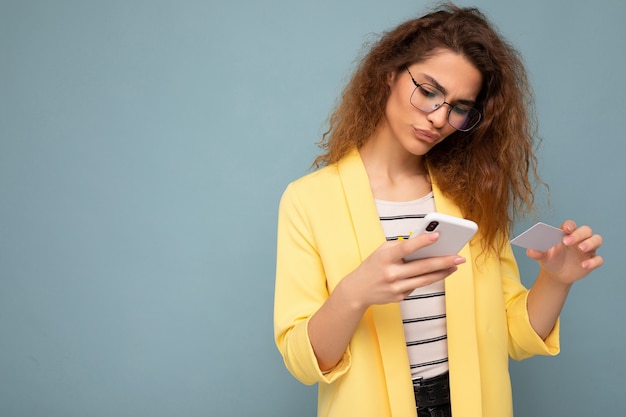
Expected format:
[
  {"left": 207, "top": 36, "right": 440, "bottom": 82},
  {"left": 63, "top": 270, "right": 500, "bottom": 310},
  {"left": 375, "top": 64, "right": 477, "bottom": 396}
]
[{"left": 403, "top": 213, "right": 478, "bottom": 261}]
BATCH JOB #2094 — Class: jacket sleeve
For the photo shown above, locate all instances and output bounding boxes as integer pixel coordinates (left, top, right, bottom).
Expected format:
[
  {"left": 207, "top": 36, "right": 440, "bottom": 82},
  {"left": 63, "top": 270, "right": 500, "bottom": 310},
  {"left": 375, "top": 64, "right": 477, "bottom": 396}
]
[
  {"left": 500, "top": 241, "right": 560, "bottom": 360},
  {"left": 273, "top": 183, "right": 352, "bottom": 385}
]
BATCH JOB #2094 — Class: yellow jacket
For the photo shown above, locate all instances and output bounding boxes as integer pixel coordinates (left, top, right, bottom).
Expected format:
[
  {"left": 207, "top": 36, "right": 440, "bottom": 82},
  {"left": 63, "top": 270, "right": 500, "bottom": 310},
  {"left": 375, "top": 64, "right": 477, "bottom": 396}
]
[{"left": 274, "top": 149, "right": 560, "bottom": 417}]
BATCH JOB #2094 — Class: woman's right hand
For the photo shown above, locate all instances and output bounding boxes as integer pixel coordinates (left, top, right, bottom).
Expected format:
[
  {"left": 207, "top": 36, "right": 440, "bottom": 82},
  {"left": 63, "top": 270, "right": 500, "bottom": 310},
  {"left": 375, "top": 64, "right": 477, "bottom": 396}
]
[
  {"left": 308, "top": 232, "right": 465, "bottom": 372},
  {"left": 339, "top": 232, "right": 466, "bottom": 310}
]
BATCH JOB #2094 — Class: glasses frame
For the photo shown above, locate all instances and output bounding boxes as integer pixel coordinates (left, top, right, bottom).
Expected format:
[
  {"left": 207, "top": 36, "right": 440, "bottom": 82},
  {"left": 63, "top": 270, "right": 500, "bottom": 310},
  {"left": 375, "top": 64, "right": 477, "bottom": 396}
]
[{"left": 404, "top": 66, "right": 481, "bottom": 132}]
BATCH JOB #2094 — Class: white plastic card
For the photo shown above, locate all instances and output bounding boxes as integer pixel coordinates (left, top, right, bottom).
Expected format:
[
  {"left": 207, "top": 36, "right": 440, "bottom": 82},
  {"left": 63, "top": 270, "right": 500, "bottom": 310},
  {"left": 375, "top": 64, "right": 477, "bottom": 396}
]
[{"left": 510, "top": 222, "right": 565, "bottom": 252}]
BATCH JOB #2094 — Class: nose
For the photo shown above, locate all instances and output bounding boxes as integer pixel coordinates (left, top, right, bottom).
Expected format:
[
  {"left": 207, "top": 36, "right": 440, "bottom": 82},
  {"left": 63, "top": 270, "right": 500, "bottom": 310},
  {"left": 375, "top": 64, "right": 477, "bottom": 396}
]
[{"left": 426, "top": 104, "right": 450, "bottom": 129}]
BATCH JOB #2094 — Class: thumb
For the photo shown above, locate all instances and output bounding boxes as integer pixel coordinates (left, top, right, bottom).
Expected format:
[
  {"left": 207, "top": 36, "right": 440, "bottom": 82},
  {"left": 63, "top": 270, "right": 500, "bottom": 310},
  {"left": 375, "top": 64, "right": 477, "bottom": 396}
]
[{"left": 526, "top": 248, "right": 548, "bottom": 260}]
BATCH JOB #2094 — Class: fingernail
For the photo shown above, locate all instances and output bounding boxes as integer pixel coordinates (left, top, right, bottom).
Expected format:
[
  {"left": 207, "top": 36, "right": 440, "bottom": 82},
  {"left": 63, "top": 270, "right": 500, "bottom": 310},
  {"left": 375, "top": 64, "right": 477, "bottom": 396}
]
[
  {"left": 427, "top": 232, "right": 439, "bottom": 241},
  {"left": 563, "top": 236, "right": 574, "bottom": 245},
  {"left": 454, "top": 257, "right": 466, "bottom": 265}
]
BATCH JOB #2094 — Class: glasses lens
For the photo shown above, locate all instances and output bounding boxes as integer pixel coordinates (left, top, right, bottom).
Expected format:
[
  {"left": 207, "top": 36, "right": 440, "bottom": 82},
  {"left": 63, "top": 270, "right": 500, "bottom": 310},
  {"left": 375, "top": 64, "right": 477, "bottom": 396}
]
[
  {"left": 410, "top": 84, "right": 481, "bottom": 132},
  {"left": 410, "top": 84, "right": 445, "bottom": 113},
  {"left": 449, "top": 106, "right": 481, "bottom": 132}
]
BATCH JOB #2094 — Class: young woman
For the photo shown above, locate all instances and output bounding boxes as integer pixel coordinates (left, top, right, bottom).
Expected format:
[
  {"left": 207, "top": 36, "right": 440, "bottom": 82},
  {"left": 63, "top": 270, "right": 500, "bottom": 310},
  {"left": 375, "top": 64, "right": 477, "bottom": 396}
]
[{"left": 273, "top": 5, "right": 603, "bottom": 417}]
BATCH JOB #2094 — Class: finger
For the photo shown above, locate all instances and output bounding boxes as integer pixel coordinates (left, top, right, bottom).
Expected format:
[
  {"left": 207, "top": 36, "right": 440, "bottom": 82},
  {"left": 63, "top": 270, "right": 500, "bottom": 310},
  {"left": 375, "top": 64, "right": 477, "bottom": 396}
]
[
  {"left": 391, "top": 232, "right": 440, "bottom": 259},
  {"left": 400, "top": 265, "right": 458, "bottom": 293},
  {"left": 526, "top": 248, "right": 548, "bottom": 260},
  {"left": 401, "top": 254, "right": 465, "bottom": 281},
  {"left": 577, "top": 234, "right": 603, "bottom": 253},
  {"left": 582, "top": 255, "right": 604, "bottom": 270},
  {"left": 561, "top": 219, "right": 577, "bottom": 234},
  {"left": 562, "top": 225, "right": 593, "bottom": 246}
]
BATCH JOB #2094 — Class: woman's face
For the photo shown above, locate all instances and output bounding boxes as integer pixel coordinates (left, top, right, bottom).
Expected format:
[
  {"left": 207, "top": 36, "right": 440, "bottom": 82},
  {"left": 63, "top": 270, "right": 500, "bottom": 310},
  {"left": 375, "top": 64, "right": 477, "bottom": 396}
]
[{"left": 380, "top": 49, "right": 483, "bottom": 157}]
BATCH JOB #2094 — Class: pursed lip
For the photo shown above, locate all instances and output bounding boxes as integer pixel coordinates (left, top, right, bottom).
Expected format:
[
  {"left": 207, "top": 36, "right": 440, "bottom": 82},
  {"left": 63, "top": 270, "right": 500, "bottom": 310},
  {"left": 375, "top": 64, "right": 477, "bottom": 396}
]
[{"left": 413, "top": 126, "right": 441, "bottom": 143}]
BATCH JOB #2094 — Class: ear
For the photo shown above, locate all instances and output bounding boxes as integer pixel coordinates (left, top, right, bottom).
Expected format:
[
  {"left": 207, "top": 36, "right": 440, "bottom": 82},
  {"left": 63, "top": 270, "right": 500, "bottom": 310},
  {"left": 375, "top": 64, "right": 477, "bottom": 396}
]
[{"left": 387, "top": 70, "right": 399, "bottom": 87}]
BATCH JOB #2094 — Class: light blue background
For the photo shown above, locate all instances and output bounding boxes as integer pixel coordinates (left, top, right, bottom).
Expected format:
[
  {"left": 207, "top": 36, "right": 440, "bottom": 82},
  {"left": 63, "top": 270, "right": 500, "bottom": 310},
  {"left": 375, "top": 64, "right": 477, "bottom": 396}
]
[{"left": 1, "top": 1, "right": 624, "bottom": 416}]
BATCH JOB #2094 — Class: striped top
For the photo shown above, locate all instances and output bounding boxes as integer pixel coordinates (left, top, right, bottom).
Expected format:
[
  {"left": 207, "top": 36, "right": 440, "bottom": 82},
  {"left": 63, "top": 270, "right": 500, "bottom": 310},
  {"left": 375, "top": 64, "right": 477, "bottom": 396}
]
[{"left": 375, "top": 192, "right": 449, "bottom": 380}]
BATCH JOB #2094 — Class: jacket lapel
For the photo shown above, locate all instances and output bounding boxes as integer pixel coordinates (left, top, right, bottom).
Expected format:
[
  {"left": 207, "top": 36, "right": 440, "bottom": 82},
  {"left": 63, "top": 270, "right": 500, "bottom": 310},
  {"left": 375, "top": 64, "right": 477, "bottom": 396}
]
[
  {"left": 337, "top": 149, "right": 423, "bottom": 415},
  {"left": 337, "top": 148, "right": 384, "bottom": 259},
  {"left": 432, "top": 183, "right": 483, "bottom": 416}
]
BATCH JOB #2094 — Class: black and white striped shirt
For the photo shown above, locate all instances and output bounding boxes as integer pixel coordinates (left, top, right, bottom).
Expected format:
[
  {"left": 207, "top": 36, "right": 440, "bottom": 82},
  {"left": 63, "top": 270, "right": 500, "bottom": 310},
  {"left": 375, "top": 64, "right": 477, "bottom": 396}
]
[{"left": 375, "top": 192, "right": 449, "bottom": 380}]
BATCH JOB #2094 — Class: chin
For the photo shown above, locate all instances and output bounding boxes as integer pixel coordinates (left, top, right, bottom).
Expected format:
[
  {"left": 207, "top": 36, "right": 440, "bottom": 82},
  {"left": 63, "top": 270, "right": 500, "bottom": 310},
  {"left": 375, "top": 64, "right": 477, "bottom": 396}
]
[{"left": 405, "top": 141, "right": 435, "bottom": 156}]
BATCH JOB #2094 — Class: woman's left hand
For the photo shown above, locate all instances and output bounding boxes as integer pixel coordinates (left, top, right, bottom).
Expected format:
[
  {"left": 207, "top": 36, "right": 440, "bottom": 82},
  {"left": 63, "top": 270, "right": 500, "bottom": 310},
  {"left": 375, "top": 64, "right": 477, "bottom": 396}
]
[{"left": 526, "top": 220, "right": 604, "bottom": 285}]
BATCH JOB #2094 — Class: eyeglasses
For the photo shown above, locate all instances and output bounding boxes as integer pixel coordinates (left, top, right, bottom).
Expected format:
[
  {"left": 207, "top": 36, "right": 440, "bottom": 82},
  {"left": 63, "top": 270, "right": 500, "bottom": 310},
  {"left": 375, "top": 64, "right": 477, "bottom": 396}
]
[{"left": 405, "top": 66, "right": 481, "bottom": 132}]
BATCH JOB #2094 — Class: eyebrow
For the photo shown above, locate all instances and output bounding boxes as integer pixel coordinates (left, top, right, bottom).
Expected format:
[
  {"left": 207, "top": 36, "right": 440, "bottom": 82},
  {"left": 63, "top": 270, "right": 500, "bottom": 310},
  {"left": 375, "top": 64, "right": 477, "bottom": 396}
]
[
  {"left": 423, "top": 74, "right": 447, "bottom": 95},
  {"left": 421, "top": 74, "right": 477, "bottom": 106}
]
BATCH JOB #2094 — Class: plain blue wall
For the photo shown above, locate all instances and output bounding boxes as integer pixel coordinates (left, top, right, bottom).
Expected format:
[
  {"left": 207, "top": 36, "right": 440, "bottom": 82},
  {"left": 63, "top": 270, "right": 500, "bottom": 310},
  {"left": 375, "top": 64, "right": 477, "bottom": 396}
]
[{"left": 1, "top": 1, "right": 624, "bottom": 416}]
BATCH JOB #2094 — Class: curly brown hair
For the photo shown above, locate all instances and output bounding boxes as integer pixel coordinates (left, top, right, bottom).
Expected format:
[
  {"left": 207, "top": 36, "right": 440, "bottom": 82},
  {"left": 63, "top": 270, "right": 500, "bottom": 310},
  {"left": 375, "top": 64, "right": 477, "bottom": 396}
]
[{"left": 313, "top": 4, "right": 542, "bottom": 252}]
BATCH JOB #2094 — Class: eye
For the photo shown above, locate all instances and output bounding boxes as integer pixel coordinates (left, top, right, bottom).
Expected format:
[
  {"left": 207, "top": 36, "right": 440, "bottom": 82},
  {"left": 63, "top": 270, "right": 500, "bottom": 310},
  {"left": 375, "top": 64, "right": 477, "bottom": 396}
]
[
  {"left": 417, "top": 84, "right": 440, "bottom": 99},
  {"left": 451, "top": 105, "right": 471, "bottom": 116}
]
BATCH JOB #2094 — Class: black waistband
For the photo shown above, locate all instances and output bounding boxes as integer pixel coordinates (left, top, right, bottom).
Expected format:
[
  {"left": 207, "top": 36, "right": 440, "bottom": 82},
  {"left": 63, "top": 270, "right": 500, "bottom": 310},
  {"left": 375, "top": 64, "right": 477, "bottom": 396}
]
[{"left": 412, "top": 372, "right": 450, "bottom": 409}]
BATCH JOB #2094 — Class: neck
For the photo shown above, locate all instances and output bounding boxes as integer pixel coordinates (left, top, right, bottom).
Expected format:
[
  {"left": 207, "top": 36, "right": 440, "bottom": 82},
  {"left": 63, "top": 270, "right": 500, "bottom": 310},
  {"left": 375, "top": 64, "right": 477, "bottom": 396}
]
[
  {"left": 359, "top": 132, "right": 427, "bottom": 180},
  {"left": 359, "top": 133, "right": 431, "bottom": 202}
]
